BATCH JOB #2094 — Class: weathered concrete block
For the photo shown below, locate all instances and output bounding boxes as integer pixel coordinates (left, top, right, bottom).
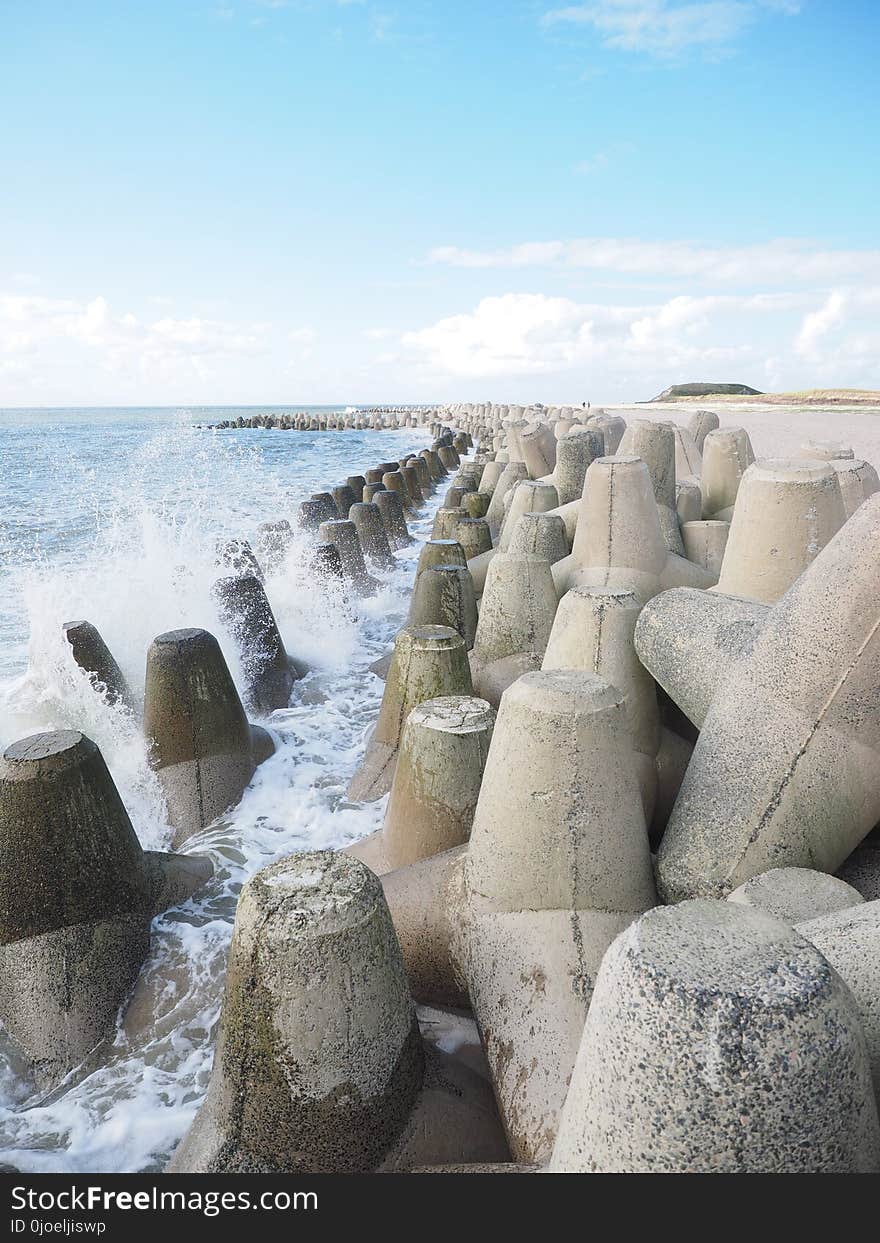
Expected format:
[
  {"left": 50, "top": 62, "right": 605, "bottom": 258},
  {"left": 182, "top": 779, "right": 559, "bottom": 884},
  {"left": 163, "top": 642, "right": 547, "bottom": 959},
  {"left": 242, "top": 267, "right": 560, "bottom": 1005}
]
[
  {"left": 144, "top": 628, "right": 271, "bottom": 847},
  {"left": 456, "top": 518, "right": 493, "bottom": 560},
  {"left": 542, "top": 585, "right": 660, "bottom": 819},
  {"left": 728, "top": 866, "right": 864, "bottom": 924},
  {"left": 381, "top": 671, "right": 656, "bottom": 1162},
  {"left": 798, "top": 899, "right": 880, "bottom": 1097},
  {"left": 681, "top": 518, "right": 729, "bottom": 575},
  {"left": 349, "top": 502, "right": 396, "bottom": 570},
  {"left": 212, "top": 573, "right": 297, "bottom": 713},
  {"left": 550, "top": 900, "right": 880, "bottom": 1172},
  {"left": 507, "top": 511, "right": 568, "bottom": 564},
  {"left": 618, "top": 419, "right": 683, "bottom": 554},
  {"left": 408, "top": 565, "right": 478, "bottom": 650},
  {"left": 348, "top": 625, "right": 473, "bottom": 802},
  {"left": 833, "top": 457, "right": 880, "bottom": 519},
  {"left": 701, "top": 426, "right": 755, "bottom": 520},
  {"left": 635, "top": 587, "right": 769, "bottom": 729},
  {"left": 716, "top": 460, "right": 845, "bottom": 603},
  {"left": 470, "top": 552, "right": 558, "bottom": 704},
  {"left": 318, "top": 519, "right": 379, "bottom": 596},
  {"left": 0, "top": 731, "right": 154, "bottom": 1088},
  {"left": 653, "top": 494, "right": 880, "bottom": 900},
  {"left": 553, "top": 457, "right": 716, "bottom": 600},
  {"left": 348, "top": 696, "right": 494, "bottom": 874},
  {"left": 688, "top": 408, "right": 719, "bottom": 452},
  {"left": 63, "top": 619, "right": 137, "bottom": 714},
  {"left": 374, "top": 489, "right": 411, "bottom": 548},
  {"left": 168, "top": 852, "right": 507, "bottom": 1172},
  {"left": 498, "top": 481, "right": 559, "bottom": 552}
]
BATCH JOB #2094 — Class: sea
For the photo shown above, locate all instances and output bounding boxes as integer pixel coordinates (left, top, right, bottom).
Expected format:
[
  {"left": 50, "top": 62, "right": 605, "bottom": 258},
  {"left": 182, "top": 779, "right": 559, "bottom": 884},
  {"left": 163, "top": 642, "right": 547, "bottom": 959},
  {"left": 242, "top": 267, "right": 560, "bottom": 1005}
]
[{"left": 0, "top": 405, "right": 441, "bottom": 1172}]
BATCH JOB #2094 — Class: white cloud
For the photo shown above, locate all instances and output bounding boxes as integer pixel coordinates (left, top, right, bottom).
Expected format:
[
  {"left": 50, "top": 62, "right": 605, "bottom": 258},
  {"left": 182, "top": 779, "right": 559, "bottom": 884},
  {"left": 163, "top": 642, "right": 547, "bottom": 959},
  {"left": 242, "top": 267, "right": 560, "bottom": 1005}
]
[
  {"left": 401, "top": 285, "right": 880, "bottom": 395},
  {"left": 0, "top": 292, "right": 269, "bottom": 399},
  {"left": 795, "top": 290, "right": 846, "bottom": 357},
  {"left": 426, "top": 237, "right": 880, "bottom": 287},
  {"left": 288, "top": 326, "right": 317, "bottom": 345},
  {"left": 542, "top": 1, "right": 800, "bottom": 59}
]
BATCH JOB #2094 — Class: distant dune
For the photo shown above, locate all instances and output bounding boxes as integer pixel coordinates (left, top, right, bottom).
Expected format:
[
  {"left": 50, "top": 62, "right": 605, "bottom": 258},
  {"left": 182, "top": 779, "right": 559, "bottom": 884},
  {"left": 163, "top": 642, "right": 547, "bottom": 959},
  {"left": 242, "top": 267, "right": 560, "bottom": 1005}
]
[{"left": 649, "top": 387, "right": 880, "bottom": 406}]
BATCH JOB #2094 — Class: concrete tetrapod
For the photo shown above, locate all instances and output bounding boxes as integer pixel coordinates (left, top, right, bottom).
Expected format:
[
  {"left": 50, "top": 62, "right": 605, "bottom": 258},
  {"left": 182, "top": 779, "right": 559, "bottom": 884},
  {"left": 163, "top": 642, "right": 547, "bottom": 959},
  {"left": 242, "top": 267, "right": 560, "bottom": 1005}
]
[
  {"left": 63, "top": 619, "right": 137, "bottom": 714},
  {"left": 144, "top": 628, "right": 274, "bottom": 848},
  {"left": 681, "top": 519, "right": 729, "bottom": 576},
  {"left": 216, "top": 538, "right": 264, "bottom": 583},
  {"left": 381, "top": 470, "right": 416, "bottom": 513},
  {"left": 347, "top": 696, "right": 494, "bottom": 874},
  {"left": 618, "top": 419, "right": 684, "bottom": 554},
  {"left": 800, "top": 439, "right": 854, "bottom": 461},
  {"left": 672, "top": 423, "right": 702, "bottom": 483},
  {"left": 347, "top": 625, "right": 473, "bottom": 802},
  {"left": 443, "top": 485, "right": 467, "bottom": 510},
  {"left": 497, "top": 481, "right": 559, "bottom": 552},
  {"left": 838, "top": 836, "right": 880, "bottom": 901},
  {"left": 168, "top": 852, "right": 508, "bottom": 1172},
  {"left": 634, "top": 587, "right": 769, "bottom": 729},
  {"left": 416, "top": 539, "right": 467, "bottom": 578},
  {"left": 462, "top": 491, "right": 490, "bottom": 520},
  {"left": 403, "top": 463, "right": 424, "bottom": 507},
  {"left": 349, "top": 502, "right": 396, "bottom": 570},
  {"left": 456, "top": 518, "right": 493, "bottom": 561},
  {"left": 0, "top": 731, "right": 210, "bottom": 1089},
  {"left": 727, "top": 866, "right": 863, "bottom": 924},
  {"left": 469, "top": 552, "right": 558, "bottom": 707},
  {"left": 318, "top": 519, "right": 379, "bottom": 596},
  {"left": 308, "top": 492, "right": 339, "bottom": 525},
  {"left": 798, "top": 900, "right": 880, "bottom": 1098},
  {"left": 485, "top": 462, "right": 528, "bottom": 540},
  {"left": 374, "top": 489, "right": 411, "bottom": 549},
  {"left": 297, "top": 499, "right": 331, "bottom": 533},
  {"left": 311, "top": 543, "right": 344, "bottom": 584},
  {"left": 381, "top": 671, "right": 656, "bottom": 1162},
  {"left": 475, "top": 459, "right": 505, "bottom": 499},
  {"left": 650, "top": 493, "right": 880, "bottom": 900},
  {"left": 255, "top": 520, "right": 293, "bottom": 569},
  {"left": 688, "top": 408, "right": 720, "bottom": 452},
  {"left": 542, "top": 586, "right": 660, "bottom": 819},
  {"left": 507, "top": 512, "right": 568, "bottom": 564},
  {"left": 550, "top": 899, "right": 880, "bottom": 1172},
  {"left": 701, "top": 427, "right": 755, "bottom": 520},
  {"left": 520, "top": 422, "right": 557, "bottom": 478},
  {"left": 676, "top": 479, "right": 702, "bottom": 525},
  {"left": 432, "top": 507, "right": 468, "bottom": 541},
  {"left": 408, "top": 564, "right": 478, "bottom": 650},
  {"left": 587, "top": 413, "right": 625, "bottom": 454},
  {"left": 716, "top": 460, "right": 846, "bottom": 603},
  {"left": 552, "top": 456, "right": 716, "bottom": 600},
  {"left": 212, "top": 574, "right": 297, "bottom": 714},
  {"left": 331, "top": 483, "right": 357, "bottom": 518},
  {"left": 833, "top": 458, "right": 880, "bottom": 519},
  {"left": 545, "top": 428, "right": 604, "bottom": 506}
]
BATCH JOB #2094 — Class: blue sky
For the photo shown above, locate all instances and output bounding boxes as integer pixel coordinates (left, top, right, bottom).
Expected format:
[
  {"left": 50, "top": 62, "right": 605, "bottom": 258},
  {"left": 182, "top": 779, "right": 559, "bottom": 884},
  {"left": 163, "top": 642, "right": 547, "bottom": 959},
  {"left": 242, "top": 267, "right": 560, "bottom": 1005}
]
[{"left": 2, "top": 0, "right": 878, "bottom": 404}]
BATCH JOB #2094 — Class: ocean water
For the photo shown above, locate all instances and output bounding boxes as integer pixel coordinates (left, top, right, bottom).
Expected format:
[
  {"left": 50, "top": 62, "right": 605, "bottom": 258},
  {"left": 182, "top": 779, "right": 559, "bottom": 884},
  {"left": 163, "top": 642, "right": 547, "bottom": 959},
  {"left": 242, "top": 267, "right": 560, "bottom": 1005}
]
[{"left": 0, "top": 405, "right": 440, "bottom": 1172}]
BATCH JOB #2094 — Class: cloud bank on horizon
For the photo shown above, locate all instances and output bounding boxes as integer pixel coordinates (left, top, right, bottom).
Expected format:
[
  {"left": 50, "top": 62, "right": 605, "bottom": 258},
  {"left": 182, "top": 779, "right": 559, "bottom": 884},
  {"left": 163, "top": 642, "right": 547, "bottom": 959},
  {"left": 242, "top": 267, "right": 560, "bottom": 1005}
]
[{"left": 1, "top": 0, "right": 877, "bottom": 405}]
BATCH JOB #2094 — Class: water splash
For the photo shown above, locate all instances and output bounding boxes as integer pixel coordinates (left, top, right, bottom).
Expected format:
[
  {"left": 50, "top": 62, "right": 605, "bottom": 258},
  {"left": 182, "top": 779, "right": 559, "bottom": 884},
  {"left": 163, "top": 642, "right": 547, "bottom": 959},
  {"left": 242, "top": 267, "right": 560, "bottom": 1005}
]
[{"left": 0, "top": 409, "right": 438, "bottom": 1171}]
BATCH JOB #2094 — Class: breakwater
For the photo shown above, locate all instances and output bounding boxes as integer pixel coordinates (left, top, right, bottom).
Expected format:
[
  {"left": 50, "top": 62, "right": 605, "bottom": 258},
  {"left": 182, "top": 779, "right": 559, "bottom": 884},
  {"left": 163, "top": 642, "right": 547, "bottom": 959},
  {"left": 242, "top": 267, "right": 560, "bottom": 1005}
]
[{"left": 3, "top": 401, "right": 880, "bottom": 1172}]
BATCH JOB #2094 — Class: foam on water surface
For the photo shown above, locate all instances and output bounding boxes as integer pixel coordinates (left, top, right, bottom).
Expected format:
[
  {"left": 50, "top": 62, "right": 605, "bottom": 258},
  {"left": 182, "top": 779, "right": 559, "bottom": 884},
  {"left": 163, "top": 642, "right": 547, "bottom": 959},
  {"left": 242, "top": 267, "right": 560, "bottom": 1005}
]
[{"left": 0, "top": 406, "right": 439, "bottom": 1171}]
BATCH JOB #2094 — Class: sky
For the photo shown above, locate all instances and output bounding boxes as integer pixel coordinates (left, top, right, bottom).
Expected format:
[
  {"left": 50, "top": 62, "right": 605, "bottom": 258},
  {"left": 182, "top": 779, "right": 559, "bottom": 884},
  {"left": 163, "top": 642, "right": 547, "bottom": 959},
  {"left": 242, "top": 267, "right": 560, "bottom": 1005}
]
[{"left": 1, "top": 0, "right": 878, "bottom": 406}]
